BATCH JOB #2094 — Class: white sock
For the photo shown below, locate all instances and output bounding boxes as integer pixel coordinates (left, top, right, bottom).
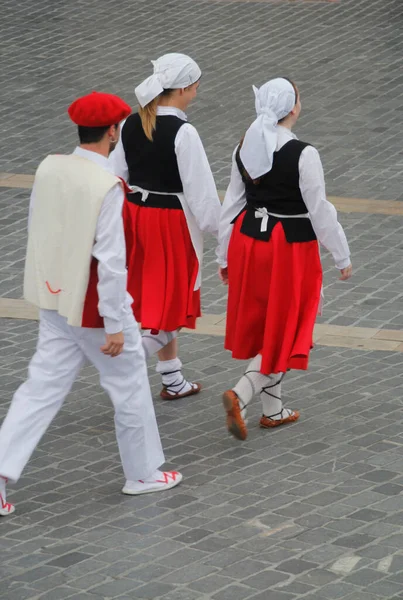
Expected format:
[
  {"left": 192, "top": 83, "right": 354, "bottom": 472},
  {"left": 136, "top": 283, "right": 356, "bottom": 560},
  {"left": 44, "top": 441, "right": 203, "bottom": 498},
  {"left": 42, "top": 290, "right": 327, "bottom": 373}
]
[
  {"left": 260, "top": 372, "right": 292, "bottom": 419},
  {"left": 156, "top": 358, "right": 195, "bottom": 396},
  {"left": 233, "top": 355, "right": 272, "bottom": 422},
  {"left": 233, "top": 354, "right": 270, "bottom": 405},
  {"left": 142, "top": 330, "right": 178, "bottom": 360}
]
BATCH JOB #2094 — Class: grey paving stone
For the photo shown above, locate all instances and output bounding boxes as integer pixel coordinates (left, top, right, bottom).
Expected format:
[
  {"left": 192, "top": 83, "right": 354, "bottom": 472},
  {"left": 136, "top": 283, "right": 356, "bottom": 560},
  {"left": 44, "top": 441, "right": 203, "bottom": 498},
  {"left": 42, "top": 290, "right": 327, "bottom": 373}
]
[
  {"left": 336, "top": 594, "right": 382, "bottom": 600},
  {"left": 358, "top": 545, "right": 400, "bottom": 560},
  {"left": 131, "top": 581, "right": 176, "bottom": 598},
  {"left": 373, "top": 483, "right": 403, "bottom": 495},
  {"left": 366, "top": 579, "right": 403, "bottom": 597},
  {"left": 202, "top": 548, "right": 252, "bottom": 569},
  {"left": 67, "top": 594, "right": 106, "bottom": 600},
  {"left": 344, "top": 567, "right": 387, "bottom": 587},
  {"left": 389, "top": 570, "right": 403, "bottom": 585},
  {"left": 221, "top": 559, "right": 267, "bottom": 579},
  {"left": 249, "top": 591, "right": 296, "bottom": 600},
  {"left": 174, "top": 528, "right": 211, "bottom": 544},
  {"left": 46, "top": 552, "right": 92, "bottom": 568},
  {"left": 299, "top": 568, "right": 340, "bottom": 587},
  {"left": 1, "top": 588, "right": 40, "bottom": 600},
  {"left": 319, "top": 581, "right": 358, "bottom": 599},
  {"left": 333, "top": 533, "right": 376, "bottom": 549},
  {"left": 212, "top": 584, "right": 257, "bottom": 600},
  {"left": 12, "top": 565, "right": 61, "bottom": 583},
  {"left": 376, "top": 533, "right": 403, "bottom": 549},
  {"left": 157, "top": 548, "right": 209, "bottom": 569},
  {"left": 348, "top": 508, "right": 386, "bottom": 522},
  {"left": 277, "top": 581, "right": 315, "bottom": 596},
  {"left": 294, "top": 443, "right": 330, "bottom": 456},
  {"left": 242, "top": 569, "right": 291, "bottom": 590},
  {"left": 98, "top": 559, "right": 136, "bottom": 579},
  {"left": 159, "top": 590, "right": 202, "bottom": 600},
  {"left": 89, "top": 578, "right": 140, "bottom": 597},
  {"left": 68, "top": 572, "right": 108, "bottom": 590},
  {"left": 36, "top": 586, "right": 79, "bottom": 600},
  {"left": 193, "top": 536, "right": 236, "bottom": 553},
  {"left": 360, "top": 469, "right": 400, "bottom": 483},
  {"left": 163, "top": 563, "right": 218, "bottom": 585},
  {"left": 188, "top": 573, "right": 235, "bottom": 594}
]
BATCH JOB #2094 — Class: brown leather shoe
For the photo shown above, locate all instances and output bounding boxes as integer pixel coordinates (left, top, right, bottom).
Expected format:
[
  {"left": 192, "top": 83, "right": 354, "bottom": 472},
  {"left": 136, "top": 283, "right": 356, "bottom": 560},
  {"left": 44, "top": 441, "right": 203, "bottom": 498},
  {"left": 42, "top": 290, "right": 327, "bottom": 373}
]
[
  {"left": 260, "top": 409, "right": 300, "bottom": 428},
  {"left": 222, "top": 390, "right": 248, "bottom": 441},
  {"left": 160, "top": 382, "right": 202, "bottom": 400}
]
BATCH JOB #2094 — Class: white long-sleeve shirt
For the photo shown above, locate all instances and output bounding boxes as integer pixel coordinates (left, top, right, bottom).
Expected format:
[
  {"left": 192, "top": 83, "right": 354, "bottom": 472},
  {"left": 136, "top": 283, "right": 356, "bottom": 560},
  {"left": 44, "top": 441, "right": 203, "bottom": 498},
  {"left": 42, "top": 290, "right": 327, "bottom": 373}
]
[
  {"left": 218, "top": 126, "right": 351, "bottom": 270},
  {"left": 109, "top": 106, "right": 221, "bottom": 289},
  {"left": 29, "top": 147, "right": 133, "bottom": 334}
]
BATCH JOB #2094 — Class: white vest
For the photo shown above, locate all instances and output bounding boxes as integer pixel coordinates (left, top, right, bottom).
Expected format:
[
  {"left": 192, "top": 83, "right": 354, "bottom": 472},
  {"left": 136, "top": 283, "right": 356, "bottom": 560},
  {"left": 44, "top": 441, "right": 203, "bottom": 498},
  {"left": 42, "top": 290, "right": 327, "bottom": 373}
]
[{"left": 24, "top": 154, "right": 119, "bottom": 326}]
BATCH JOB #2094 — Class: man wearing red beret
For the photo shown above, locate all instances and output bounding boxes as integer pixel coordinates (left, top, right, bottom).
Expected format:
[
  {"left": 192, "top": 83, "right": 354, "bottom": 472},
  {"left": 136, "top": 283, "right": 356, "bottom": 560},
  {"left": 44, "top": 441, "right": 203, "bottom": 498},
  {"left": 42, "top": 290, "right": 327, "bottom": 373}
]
[{"left": 0, "top": 92, "right": 182, "bottom": 516}]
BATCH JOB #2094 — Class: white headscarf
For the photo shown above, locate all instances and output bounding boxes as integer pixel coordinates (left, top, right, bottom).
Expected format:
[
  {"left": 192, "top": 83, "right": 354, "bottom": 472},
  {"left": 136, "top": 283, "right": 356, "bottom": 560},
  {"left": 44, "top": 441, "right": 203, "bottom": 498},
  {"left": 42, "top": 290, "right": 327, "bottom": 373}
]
[
  {"left": 239, "top": 78, "right": 296, "bottom": 180},
  {"left": 135, "top": 53, "right": 202, "bottom": 108}
]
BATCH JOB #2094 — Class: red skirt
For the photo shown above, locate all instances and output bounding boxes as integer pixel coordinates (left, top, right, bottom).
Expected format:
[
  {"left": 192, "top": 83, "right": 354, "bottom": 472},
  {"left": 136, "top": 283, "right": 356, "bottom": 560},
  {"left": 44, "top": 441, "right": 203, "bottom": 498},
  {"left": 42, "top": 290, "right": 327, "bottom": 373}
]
[
  {"left": 124, "top": 202, "right": 201, "bottom": 331},
  {"left": 225, "top": 214, "right": 322, "bottom": 375}
]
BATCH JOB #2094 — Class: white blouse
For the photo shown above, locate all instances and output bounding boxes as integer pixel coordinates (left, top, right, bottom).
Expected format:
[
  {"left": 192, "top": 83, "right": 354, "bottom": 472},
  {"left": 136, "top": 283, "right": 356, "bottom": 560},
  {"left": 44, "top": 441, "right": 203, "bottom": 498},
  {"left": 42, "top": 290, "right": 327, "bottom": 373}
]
[{"left": 217, "top": 126, "right": 351, "bottom": 270}]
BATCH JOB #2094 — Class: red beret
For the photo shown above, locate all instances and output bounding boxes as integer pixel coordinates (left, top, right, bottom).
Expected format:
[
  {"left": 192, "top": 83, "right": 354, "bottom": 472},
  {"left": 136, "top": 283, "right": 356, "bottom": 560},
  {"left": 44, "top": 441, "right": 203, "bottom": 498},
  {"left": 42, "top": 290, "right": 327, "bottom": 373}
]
[{"left": 68, "top": 91, "right": 131, "bottom": 127}]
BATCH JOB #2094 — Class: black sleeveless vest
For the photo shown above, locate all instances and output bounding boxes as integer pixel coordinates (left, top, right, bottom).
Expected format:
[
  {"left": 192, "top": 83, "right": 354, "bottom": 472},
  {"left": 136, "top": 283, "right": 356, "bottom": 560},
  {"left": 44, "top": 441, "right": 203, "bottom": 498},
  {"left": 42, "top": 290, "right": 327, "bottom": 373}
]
[
  {"left": 235, "top": 139, "right": 317, "bottom": 243},
  {"left": 122, "top": 113, "right": 186, "bottom": 194}
]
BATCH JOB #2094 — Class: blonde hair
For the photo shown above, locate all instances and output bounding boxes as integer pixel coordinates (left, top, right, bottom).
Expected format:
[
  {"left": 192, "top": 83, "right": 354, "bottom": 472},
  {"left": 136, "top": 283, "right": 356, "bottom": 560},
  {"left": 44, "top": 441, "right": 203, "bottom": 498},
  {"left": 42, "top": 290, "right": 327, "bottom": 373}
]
[
  {"left": 138, "top": 97, "right": 160, "bottom": 141},
  {"left": 138, "top": 89, "right": 175, "bottom": 141}
]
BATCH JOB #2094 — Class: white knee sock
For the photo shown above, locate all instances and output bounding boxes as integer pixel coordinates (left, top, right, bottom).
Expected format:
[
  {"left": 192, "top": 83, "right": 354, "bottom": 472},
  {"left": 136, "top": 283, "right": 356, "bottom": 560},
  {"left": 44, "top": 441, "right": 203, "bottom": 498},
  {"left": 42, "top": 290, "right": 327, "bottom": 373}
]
[
  {"left": 260, "top": 373, "right": 290, "bottom": 419},
  {"left": 233, "top": 355, "right": 271, "bottom": 418},
  {"left": 156, "top": 358, "right": 195, "bottom": 396},
  {"left": 142, "top": 330, "right": 178, "bottom": 360}
]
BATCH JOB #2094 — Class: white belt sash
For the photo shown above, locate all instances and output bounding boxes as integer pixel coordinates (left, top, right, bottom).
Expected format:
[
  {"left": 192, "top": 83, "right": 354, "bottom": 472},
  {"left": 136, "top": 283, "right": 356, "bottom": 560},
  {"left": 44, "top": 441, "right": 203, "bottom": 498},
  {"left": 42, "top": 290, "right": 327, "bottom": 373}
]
[
  {"left": 129, "top": 185, "right": 181, "bottom": 203},
  {"left": 254, "top": 207, "right": 309, "bottom": 232}
]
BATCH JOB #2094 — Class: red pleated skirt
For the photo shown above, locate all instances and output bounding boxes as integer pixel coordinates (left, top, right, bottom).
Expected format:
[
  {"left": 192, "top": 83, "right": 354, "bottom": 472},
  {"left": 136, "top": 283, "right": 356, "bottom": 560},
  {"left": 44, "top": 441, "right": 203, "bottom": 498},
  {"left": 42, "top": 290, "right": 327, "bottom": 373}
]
[
  {"left": 225, "top": 214, "right": 322, "bottom": 375},
  {"left": 124, "top": 202, "right": 201, "bottom": 332}
]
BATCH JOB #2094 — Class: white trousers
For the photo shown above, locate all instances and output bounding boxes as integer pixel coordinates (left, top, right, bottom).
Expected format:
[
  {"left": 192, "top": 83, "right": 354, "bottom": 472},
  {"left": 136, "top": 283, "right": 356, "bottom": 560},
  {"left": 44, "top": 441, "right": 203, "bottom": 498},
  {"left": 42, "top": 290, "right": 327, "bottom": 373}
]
[{"left": 0, "top": 310, "right": 165, "bottom": 483}]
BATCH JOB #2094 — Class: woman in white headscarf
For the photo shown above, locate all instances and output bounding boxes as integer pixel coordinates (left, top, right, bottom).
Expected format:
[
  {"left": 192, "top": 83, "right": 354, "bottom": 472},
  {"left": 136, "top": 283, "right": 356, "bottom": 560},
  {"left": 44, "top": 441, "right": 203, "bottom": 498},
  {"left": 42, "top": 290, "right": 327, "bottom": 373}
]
[
  {"left": 217, "top": 77, "right": 352, "bottom": 440},
  {"left": 110, "top": 53, "right": 221, "bottom": 400}
]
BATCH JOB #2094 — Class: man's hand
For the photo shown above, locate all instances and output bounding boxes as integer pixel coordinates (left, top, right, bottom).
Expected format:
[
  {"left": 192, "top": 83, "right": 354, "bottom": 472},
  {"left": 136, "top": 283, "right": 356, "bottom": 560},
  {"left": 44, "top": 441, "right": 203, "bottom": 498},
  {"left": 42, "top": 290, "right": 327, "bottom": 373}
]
[
  {"left": 101, "top": 332, "right": 124, "bottom": 357},
  {"left": 339, "top": 264, "right": 353, "bottom": 281},
  {"left": 218, "top": 266, "right": 228, "bottom": 285}
]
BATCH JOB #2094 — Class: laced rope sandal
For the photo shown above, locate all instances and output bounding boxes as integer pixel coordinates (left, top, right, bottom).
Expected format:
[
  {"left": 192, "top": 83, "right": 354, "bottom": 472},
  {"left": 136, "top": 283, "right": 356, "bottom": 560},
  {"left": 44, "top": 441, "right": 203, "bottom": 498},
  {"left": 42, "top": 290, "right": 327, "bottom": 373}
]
[
  {"left": 260, "top": 408, "right": 300, "bottom": 428},
  {"left": 222, "top": 390, "right": 248, "bottom": 440},
  {"left": 160, "top": 369, "right": 202, "bottom": 400}
]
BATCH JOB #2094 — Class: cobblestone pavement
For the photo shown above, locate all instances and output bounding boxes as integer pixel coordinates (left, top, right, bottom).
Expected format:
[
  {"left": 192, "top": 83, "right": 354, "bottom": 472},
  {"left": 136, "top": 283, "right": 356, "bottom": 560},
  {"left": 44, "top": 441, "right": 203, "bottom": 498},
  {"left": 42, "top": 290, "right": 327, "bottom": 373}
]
[
  {"left": 2, "top": 0, "right": 403, "bottom": 599},
  {"left": 1, "top": 321, "right": 403, "bottom": 600},
  {"left": 1, "top": 0, "right": 403, "bottom": 199}
]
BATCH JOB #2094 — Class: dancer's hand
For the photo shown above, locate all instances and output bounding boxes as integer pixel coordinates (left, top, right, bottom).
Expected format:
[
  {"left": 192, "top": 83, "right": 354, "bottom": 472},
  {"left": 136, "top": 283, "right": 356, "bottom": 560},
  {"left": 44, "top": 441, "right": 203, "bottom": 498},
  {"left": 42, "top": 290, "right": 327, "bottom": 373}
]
[
  {"left": 218, "top": 266, "right": 228, "bottom": 285},
  {"left": 101, "top": 332, "right": 124, "bottom": 357},
  {"left": 339, "top": 264, "right": 352, "bottom": 281}
]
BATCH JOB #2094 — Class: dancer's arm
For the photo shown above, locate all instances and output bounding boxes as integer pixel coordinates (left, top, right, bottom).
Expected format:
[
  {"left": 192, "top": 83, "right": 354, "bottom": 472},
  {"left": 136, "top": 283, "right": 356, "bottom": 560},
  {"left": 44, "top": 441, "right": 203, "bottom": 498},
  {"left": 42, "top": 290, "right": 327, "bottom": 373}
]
[
  {"left": 175, "top": 123, "right": 221, "bottom": 235},
  {"left": 93, "top": 183, "right": 128, "bottom": 354},
  {"left": 217, "top": 147, "right": 247, "bottom": 269},
  {"left": 109, "top": 123, "right": 129, "bottom": 182},
  {"left": 299, "top": 146, "right": 351, "bottom": 273}
]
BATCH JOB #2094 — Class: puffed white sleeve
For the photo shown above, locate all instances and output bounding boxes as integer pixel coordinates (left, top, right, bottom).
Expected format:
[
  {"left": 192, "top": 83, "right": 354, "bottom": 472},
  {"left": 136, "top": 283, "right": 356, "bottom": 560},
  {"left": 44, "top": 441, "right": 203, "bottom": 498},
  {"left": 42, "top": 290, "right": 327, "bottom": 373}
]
[
  {"left": 175, "top": 123, "right": 221, "bottom": 235},
  {"left": 108, "top": 121, "right": 129, "bottom": 182},
  {"left": 299, "top": 146, "right": 351, "bottom": 270},
  {"left": 217, "top": 147, "right": 247, "bottom": 268},
  {"left": 92, "top": 182, "right": 128, "bottom": 334}
]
